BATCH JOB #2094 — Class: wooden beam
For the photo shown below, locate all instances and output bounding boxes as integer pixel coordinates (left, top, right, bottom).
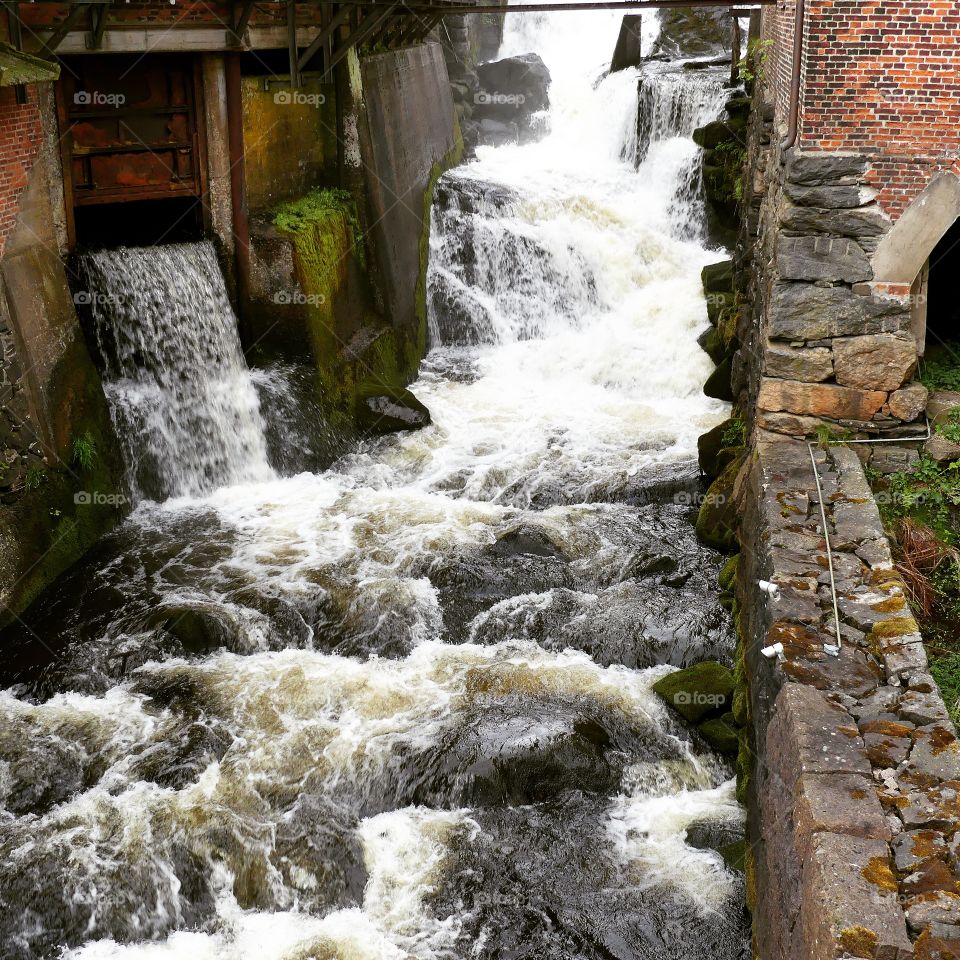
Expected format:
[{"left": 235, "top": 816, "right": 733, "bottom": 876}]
[
  {"left": 88, "top": 2, "right": 109, "bottom": 49},
  {"left": 326, "top": 2, "right": 396, "bottom": 71},
  {"left": 231, "top": 0, "right": 255, "bottom": 43},
  {"left": 287, "top": 0, "right": 300, "bottom": 87},
  {"left": 38, "top": 2, "right": 86, "bottom": 58},
  {"left": 316, "top": 0, "right": 777, "bottom": 8},
  {"left": 297, "top": 2, "right": 350, "bottom": 71}
]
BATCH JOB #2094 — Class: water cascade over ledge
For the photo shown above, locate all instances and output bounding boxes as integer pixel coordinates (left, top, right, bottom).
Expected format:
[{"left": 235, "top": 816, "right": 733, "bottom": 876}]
[{"left": 0, "top": 11, "right": 748, "bottom": 960}]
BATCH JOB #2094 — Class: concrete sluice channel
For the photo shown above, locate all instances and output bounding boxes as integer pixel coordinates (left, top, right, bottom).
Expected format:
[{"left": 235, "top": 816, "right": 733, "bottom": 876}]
[{"left": 0, "top": 10, "right": 750, "bottom": 960}]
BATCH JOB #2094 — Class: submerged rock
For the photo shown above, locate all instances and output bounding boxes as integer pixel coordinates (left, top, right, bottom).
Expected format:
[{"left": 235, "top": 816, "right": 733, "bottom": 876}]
[
  {"left": 652, "top": 660, "right": 734, "bottom": 722},
  {"left": 356, "top": 386, "right": 431, "bottom": 434}
]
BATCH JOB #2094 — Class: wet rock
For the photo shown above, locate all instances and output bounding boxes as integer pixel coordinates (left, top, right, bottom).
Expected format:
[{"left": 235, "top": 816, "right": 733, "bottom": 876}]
[
  {"left": 695, "top": 455, "right": 741, "bottom": 552},
  {"left": 698, "top": 712, "right": 739, "bottom": 755},
  {"left": 833, "top": 333, "right": 917, "bottom": 391},
  {"left": 698, "top": 326, "right": 727, "bottom": 365},
  {"left": 429, "top": 792, "right": 750, "bottom": 960},
  {"left": 474, "top": 54, "right": 550, "bottom": 144},
  {"left": 693, "top": 118, "right": 745, "bottom": 150},
  {"left": 652, "top": 661, "right": 734, "bottom": 722},
  {"left": 697, "top": 419, "right": 736, "bottom": 478},
  {"left": 650, "top": 6, "right": 732, "bottom": 58},
  {"left": 704, "top": 355, "right": 733, "bottom": 402},
  {"left": 701, "top": 259, "right": 733, "bottom": 294},
  {"left": 356, "top": 386, "right": 431, "bottom": 434}
]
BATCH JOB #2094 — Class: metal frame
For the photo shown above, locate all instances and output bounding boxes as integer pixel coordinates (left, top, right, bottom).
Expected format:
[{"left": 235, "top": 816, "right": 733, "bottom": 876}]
[{"left": 7, "top": 0, "right": 776, "bottom": 68}]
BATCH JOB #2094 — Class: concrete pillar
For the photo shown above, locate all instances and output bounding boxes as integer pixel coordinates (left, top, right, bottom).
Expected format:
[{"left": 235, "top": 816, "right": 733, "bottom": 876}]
[{"left": 201, "top": 54, "right": 235, "bottom": 288}]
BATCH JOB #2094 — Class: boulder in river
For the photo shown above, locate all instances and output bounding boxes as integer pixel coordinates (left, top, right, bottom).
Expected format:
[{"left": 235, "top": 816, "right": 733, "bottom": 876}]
[
  {"left": 474, "top": 53, "right": 551, "bottom": 145},
  {"left": 356, "top": 385, "right": 431, "bottom": 435},
  {"left": 652, "top": 660, "right": 734, "bottom": 722}
]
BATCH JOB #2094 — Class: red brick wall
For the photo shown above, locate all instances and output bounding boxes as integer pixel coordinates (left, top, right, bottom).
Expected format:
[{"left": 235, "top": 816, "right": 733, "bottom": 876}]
[
  {"left": 0, "top": 85, "right": 43, "bottom": 261},
  {"left": 760, "top": 0, "right": 960, "bottom": 220}
]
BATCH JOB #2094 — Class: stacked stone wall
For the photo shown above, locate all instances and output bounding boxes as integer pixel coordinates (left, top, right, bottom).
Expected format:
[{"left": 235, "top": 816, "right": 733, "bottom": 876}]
[{"left": 739, "top": 439, "right": 960, "bottom": 958}]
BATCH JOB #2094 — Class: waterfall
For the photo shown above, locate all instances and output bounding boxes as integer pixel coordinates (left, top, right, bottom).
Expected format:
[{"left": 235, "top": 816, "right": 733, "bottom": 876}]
[{"left": 79, "top": 241, "right": 275, "bottom": 501}]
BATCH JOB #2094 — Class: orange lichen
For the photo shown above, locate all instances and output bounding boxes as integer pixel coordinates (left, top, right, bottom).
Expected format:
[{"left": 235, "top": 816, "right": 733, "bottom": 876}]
[
  {"left": 838, "top": 926, "right": 879, "bottom": 958},
  {"left": 862, "top": 856, "right": 898, "bottom": 891}
]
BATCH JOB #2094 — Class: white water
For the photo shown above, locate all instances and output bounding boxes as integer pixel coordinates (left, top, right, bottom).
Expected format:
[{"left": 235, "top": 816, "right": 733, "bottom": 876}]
[
  {"left": 81, "top": 241, "right": 275, "bottom": 501},
  {"left": 0, "top": 11, "right": 745, "bottom": 960}
]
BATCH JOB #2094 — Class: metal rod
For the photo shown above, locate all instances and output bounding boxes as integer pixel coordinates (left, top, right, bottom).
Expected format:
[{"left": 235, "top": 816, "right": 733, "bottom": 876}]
[{"left": 781, "top": 0, "right": 805, "bottom": 149}]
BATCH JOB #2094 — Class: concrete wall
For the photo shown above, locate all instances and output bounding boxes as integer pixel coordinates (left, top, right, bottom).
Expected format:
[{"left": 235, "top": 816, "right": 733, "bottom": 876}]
[
  {"left": 241, "top": 74, "right": 338, "bottom": 213},
  {"left": 358, "top": 42, "right": 461, "bottom": 338}
]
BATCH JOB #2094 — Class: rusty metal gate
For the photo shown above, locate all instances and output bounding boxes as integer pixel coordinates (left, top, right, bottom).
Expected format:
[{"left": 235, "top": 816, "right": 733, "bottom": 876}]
[{"left": 56, "top": 54, "right": 207, "bottom": 245}]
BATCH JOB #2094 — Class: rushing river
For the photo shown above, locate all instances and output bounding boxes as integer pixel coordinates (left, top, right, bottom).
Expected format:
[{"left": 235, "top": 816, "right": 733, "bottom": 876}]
[{"left": 0, "top": 9, "right": 749, "bottom": 960}]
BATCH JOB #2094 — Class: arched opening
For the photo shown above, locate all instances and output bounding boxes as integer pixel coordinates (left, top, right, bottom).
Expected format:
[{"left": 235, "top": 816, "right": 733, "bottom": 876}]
[{"left": 923, "top": 217, "right": 960, "bottom": 357}]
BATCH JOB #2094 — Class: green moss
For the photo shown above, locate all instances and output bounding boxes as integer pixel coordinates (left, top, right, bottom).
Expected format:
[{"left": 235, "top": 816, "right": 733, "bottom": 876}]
[
  {"left": 696, "top": 455, "right": 742, "bottom": 553},
  {"left": 275, "top": 188, "right": 365, "bottom": 266},
  {"left": 651, "top": 661, "right": 734, "bottom": 722},
  {"left": 698, "top": 712, "right": 739, "bottom": 755},
  {"left": 736, "top": 725, "right": 752, "bottom": 805}
]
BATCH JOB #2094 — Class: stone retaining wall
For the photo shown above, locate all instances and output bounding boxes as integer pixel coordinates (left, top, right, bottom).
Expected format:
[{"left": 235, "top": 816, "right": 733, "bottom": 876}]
[{"left": 738, "top": 438, "right": 960, "bottom": 958}]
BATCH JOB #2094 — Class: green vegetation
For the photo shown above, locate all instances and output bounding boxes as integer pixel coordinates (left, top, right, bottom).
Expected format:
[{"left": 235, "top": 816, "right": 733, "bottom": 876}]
[
  {"left": 874, "top": 456, "right": 960, "bottom": 542},
  {"left": 24, "top": 465, "right": 47, "bottom": 491},
  {"left": 931, "top": 653, "right": 960, "bottom": 726},
  {"left": 870, "top": 457, "right": 960, "bottom": 722},
  {"left": 920, "top": 355, "right": 960, "bottom": 392},
  {"left": 720, "top": 415, "right": 745, "bottom": 449},
  {"left": 71, "top": 431, "right": 98, "bottom": 472},
  {"left": 274, "top": 188, "right": 366, "bottom": 266},
  {"left": 737, "top": 38, "right": 773, "bottom": 85}
]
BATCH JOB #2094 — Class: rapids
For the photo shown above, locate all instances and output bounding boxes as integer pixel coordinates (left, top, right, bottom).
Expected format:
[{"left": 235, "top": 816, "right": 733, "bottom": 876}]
[{"left": 0, "top": 8, "right": 748, "bottom": 959}]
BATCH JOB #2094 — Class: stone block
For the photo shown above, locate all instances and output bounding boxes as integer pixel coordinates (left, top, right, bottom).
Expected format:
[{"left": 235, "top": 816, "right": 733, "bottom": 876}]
[
  {"left": 833, "top": 499, "right": 884, "bottom": 545},
  {"left": 893, "top": 830, "right": 948, "bottom": 872},
  {"left": 768, "top": 282, "right": 909, "bottom": 341},
  {"left": 758, "top": 378, "right": 888, "bottom": 421},
  {"left": 905, "top": 724, "right": 960, "bottom": 782},
  {"left": 899, "top": 783, "right": 960, "bottom": 831},
  {"left": 785, "top": 151, "right": 869, "bottom": 186},
  {"left": 906, "top": 891, "right": 960, "bottom": 936},
  {"left": 888, "top": 383, "right": 929, "bottom": 422},
  {"left": 925, "top": 435, "right": 960, "bottom": 464},
  {"left": 766, "top": 684, "right": 872, "bottom": 787},
  {"left": 794, "top": 772, "right": 891, "bottom": 854},
  {"left": 785, "top": 182, "right": 877, "bottom": 208},
  {"left": 899, "top": 687, "right": 953, "bottom": 728},
  {"left": 800, "top": 833, "right": 912, "bottom": 960},
  {"left": 833, "top": 334, "right": 918, "bottom": 391},
  {"left": 780, "top": 203, "right": 891, "bottom": 239},
  {"left": 777, "top": 235, "right": 872, "bottom": 283},
  {"left": 764, "top": 343, "right": 833, "bottom": 382}
]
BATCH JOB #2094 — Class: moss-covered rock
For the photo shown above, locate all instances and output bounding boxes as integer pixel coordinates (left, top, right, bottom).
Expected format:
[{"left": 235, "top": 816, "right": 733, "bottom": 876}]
[
  {"left": 695, "top": 454, "right": 742, "bottom": 552},
  {"left": 706, "top": 290, "right": 734, "bottom": 327},
  {"left": 719, "top": 838, "right": 746, "bottom": 874},
  {"left": 699, "top": 712, "right": 739, "bottom": 755},
  {"left": 651, "top": 660, "right": 734, "bottom": 722},
  {"left": 719, "top": 554, "right": 739, "bottom": 592},
  {"left": 701, "top": 260, "right": 734, "bottom": 295},
  {"left": 704, "top": 355, "right": 733, "bottom": 401},
  {"left": 697, "top": 326, "right": 726, "bottom": 366},
  {"left": 736, "top": 725, "right": 752, "bottom": 805}
]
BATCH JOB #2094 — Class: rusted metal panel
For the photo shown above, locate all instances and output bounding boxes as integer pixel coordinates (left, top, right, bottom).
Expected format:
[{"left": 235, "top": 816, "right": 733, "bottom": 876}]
[{"left": 57, "top": 53, "right": 204, "bottom": 209}]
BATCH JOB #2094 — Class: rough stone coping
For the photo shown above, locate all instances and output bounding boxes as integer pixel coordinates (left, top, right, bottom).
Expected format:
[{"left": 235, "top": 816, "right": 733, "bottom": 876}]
[{"left": 746, "top": 438, "right": 960, "bottom": 958}]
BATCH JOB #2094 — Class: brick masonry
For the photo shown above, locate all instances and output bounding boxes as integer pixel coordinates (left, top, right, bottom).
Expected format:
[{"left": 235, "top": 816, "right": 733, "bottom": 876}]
[
  {"left": 739, "top": 438, "right": 960, "bottom": 958},
  {"left": 759, "top": 0, "right": 960, "bottom": 220},
  {"left": 0, "top": 85, "right": 43, "bottom": 262}
]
